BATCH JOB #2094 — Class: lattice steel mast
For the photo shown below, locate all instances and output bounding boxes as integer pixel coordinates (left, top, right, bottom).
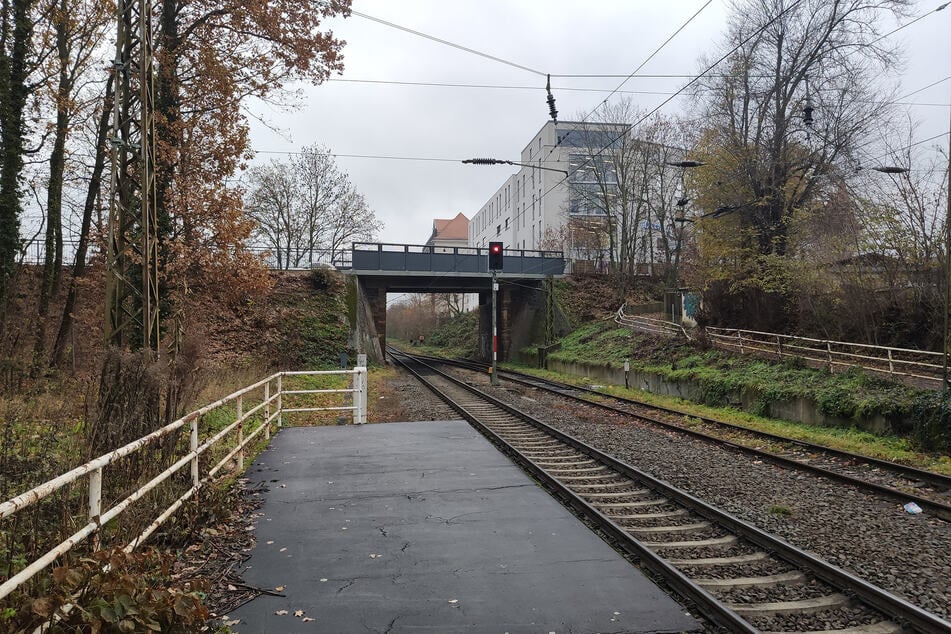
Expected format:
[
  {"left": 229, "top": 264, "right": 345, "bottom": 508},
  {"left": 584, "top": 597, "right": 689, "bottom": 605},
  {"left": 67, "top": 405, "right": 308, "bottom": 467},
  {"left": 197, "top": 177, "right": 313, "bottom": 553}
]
[{"left": 105, "top": 0, "right": 159, "bottom": 354}]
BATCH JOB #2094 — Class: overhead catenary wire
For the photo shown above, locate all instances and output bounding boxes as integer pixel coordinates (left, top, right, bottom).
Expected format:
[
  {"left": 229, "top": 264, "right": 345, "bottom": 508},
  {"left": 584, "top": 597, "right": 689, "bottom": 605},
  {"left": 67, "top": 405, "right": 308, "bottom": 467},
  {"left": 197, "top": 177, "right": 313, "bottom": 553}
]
[
  {"left": 325, "top": 77, "right": 951, "bottom": 108},
  {"left": 538, "top": 0, "right": 715, "bottom": 164},
  {"left": 863, "top": 130, "right": 951, "bottom": 166},
  {"left": 526, "top": 0, "right": 808, "bottom": 220},
  {"left": 349, "top": 9, "right": 547, "bottom": 77},
  {"left": 531, "top": 1, "right": 951, "bottom": 220},
  {"left": 867, "top": 1, "right": 949, "bottom": 47}
]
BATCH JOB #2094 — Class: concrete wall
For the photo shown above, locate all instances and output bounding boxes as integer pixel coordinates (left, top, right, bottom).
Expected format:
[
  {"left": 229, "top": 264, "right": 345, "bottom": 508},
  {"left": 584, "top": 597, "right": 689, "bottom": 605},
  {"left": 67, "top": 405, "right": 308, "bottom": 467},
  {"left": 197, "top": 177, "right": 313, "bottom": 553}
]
[
  {"left": 545, "top": 358, "right": 892, "bottom": 435},
  {"left": 355, "top": 278, "right": 385, "bottom": 363}
]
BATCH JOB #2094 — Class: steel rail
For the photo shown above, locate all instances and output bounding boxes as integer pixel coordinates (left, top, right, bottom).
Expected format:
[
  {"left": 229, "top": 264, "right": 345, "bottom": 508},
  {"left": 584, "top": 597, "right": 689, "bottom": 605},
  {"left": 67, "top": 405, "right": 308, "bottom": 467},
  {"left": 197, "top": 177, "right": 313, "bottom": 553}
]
[
  {"left": 404, "top": 351, "right": 951, "bottom": 518},
  {"left": 388, "top": 350, "right": 755, "bottom": 633},
  {"left": 391, "top": 349, "right": 951, "bottom": 633}
]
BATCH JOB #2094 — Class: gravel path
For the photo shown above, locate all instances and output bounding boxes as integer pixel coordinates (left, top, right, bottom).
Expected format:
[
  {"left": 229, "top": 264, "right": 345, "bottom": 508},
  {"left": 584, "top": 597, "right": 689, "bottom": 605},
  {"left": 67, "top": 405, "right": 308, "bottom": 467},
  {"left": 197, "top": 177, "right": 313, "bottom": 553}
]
[{"left": 418, "top": 368, "right": 951, "bottom": 621}]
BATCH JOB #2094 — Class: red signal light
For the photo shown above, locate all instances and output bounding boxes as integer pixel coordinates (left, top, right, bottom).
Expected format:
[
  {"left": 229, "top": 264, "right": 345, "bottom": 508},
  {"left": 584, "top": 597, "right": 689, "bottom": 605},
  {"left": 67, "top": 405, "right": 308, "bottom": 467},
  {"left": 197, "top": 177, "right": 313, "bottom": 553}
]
[{"left": 488, "top": 241, "right": 503, "bottom": 270}]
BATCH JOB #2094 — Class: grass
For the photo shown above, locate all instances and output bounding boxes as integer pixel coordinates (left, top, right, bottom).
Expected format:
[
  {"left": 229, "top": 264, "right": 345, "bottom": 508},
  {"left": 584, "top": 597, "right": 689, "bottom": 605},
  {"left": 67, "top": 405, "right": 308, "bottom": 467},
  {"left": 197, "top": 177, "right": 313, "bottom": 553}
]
[
  {"left": 545, "top": 325, "right": 935, "bottom": 429},
  {"left": 767, "top": 504, "right": 793, "bottom": 517},
  {"left": 503, "top": 361, "right": 951, "bottom": 476}
]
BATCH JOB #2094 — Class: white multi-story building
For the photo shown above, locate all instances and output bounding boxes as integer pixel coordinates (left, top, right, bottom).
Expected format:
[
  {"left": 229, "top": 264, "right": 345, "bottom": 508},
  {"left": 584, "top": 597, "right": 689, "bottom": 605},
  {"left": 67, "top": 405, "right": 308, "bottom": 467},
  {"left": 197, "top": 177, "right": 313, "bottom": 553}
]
[{"left": 468, "top": 121, "right": 630, "bottom": 261}]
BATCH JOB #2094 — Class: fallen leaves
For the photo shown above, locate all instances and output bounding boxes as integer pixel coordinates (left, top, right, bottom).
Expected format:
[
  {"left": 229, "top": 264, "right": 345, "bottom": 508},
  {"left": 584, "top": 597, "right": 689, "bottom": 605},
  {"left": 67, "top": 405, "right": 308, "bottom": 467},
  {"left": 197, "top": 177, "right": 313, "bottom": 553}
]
[{"left": 275, "top": 608, "right": 314, "bottom": 622}]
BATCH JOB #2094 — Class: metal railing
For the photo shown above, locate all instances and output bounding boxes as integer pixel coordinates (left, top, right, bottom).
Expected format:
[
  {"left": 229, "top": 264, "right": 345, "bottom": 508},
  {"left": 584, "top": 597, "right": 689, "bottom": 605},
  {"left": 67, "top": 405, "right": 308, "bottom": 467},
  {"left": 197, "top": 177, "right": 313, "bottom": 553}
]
[
  {"left": 350, "top": 242, "right": 566, "bottom": 276},
  {"left": 704, "top": 327, "right": 943, "bottom": 386},
  {"left": 615, "top": 305, "right": 691, "bottom": 340},
  {"left": 17, "top": 240, "right": 343, "bottom": 272},
  {"left": 613, "top": 306, "right": 942, "bottom": 387},
  {"left": 0, "top": 367, "right": 367, "bottom": 602}
]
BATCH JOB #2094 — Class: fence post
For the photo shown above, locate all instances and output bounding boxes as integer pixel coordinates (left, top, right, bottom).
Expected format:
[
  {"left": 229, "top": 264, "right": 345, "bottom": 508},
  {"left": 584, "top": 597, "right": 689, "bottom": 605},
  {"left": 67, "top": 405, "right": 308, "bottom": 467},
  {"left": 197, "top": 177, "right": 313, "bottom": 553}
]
[
  {"left": 264, "top": 381, "right": 271, "bottom": 440},
  {"left": 826, "top": 341, "right": 833, "bottom": 373},
  {"left": 277, "top": 374, "right": 283, "bottom": 428},
  {"left": 89, "top": 468, "right": 102, "bottom": 550},
  {"left": 191, "top": 417, "right": 200, "bottom": 487},
  {"left": 738, "top": 330, "right": 744, "bottom": 354},
  {"left": 359, "top": 367, "right": 368, "bottom": 424},
  {"left": 888, "top": 349, "right": 894, "bottom": 376},
  {"left": 777, "top": 335, "right": 783, "bottom": 359},
  {"left": 236, "top": 394, "right": 244, "bottom": 471},
  {"left": 351, "top": 367, "right": 367, "bottom": 425},
  {"left": 351, "top": 369, "right": 360, "bottom": 425}
]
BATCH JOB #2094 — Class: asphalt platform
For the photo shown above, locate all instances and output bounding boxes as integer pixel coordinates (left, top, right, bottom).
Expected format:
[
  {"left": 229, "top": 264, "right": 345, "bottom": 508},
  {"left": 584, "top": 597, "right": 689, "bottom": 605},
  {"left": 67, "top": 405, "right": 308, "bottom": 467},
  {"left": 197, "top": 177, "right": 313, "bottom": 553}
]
[{"left": 228, "top": 420, "right": 700, "bottom": 633}]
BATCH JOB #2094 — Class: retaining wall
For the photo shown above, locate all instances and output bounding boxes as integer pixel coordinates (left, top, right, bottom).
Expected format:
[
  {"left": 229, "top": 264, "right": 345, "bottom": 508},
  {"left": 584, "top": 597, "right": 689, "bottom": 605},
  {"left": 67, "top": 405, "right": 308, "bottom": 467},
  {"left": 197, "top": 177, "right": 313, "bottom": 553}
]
[{"left": 545, "top": 358, "right": 892, "bottom": 435}]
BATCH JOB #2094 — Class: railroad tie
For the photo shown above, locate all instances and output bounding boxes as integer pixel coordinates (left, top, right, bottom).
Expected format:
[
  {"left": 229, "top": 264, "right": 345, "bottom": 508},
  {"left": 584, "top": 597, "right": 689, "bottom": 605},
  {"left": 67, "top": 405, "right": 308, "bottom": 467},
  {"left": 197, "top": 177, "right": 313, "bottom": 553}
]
[
  {"left": 583, "top": 490, "right": 652, "bottom": 499},
  {"left": 625, "top": 521, "right": 711, "bottom": 534},
  {"left": 591, "top": 498, "right": 666, "bottom": 508},
  {"left": 692, "top": 570, "right": 806, "bottom": 590},
  {"left": 606, "top": 509, "right": 688, "bottom": 520},
  {"left": 727, "top": 593, "right": 850, "bottom": 616},
  {"left": 642, "top": 534, "right": 737, "bottom": 549},
  {"left": 668, "top": 551, "right": 769, "bottom": 566},
  {"left": 761, "top": 621, "right": 903, "bottom": 634}
]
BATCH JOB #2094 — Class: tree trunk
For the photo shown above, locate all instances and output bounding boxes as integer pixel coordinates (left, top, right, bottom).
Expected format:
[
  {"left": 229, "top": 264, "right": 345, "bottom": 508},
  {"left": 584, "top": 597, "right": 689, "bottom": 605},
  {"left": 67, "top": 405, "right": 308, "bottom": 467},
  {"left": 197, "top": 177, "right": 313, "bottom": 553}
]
[
  {"left": 32, "top": 0, "right": 71, "bottom": 373},
  {"left": 51, "top": 75, "right": 114, "bottom": 367},
  {"left": 0, "top": 0, "right": 35, "bottom": 316}
]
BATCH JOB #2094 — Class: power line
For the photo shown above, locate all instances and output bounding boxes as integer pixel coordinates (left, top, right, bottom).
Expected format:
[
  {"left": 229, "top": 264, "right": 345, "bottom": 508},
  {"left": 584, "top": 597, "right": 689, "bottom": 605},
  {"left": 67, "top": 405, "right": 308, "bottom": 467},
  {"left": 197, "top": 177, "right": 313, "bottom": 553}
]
[
  {"left": 868, "top": 1, "right": 950, "bottom": 47},
  {"left": 328, "top": 78, "right": 679, "bottom": 96},
  {"left": 896, "top": 74, "right": 951, "bottom": 102},
  {"left": 326, "top": 77, "right": 951, "bottom": 107},
  {"left": 254, "top": 150, "right": 462, "bottom": 163},
  {"left": 863, "top": 130, "right": 951, "bottom": 166},
  {"left": 528, "top": 2, "right": 951, "bottom": 226},
  {"left": 539, "top": 0, "right": 715, "bottom": 167},
  {"left": 595, "top": 0, "right": 714, "bottom": 105},
  {"left": 350, "top": 9, "right": 546, "bottom": 77},
  {"left": 530, "top": 0, "right": 808, "bottom": 218}
]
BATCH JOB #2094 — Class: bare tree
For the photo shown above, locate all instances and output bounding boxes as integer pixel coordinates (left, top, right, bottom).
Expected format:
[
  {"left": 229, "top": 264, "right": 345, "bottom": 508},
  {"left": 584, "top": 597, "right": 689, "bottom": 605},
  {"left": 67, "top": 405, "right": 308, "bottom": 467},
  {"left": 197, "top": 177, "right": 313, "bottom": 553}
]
[
  {"left": 246, "top": 161, "right": 299, "bottom": 269},
  {"left": 245, "top": 145, "right": 381, "bottom": 268},
  {"left": 32, "top": 0, "right": 111, "bottom": 372},
  {"left": 569, "top": 104, "right": 693, "bottom": 293}
]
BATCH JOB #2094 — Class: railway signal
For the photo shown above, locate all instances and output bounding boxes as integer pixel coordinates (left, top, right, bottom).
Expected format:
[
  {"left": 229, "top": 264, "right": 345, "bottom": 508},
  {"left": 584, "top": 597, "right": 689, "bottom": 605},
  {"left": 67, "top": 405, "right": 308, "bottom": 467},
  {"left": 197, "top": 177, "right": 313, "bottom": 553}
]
[{"left": 489, "top": 242, "right": 503, "bottom": 271}]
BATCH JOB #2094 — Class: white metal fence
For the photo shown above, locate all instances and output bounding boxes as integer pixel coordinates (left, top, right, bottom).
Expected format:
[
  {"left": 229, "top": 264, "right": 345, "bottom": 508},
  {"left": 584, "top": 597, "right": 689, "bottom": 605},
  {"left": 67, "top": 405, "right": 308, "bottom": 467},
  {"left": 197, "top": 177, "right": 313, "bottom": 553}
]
[
  {"left": 612, "top": 301, "right": 943, "bottom": 387},
  {"left": 614, "top": 305, "right": 692, "bottom": 340},
  {"left": 704, "top": 327, "right": 943, "bottom": 386},
  {"left": 0, "top": 367, "right": 367, "bottom": 602}
]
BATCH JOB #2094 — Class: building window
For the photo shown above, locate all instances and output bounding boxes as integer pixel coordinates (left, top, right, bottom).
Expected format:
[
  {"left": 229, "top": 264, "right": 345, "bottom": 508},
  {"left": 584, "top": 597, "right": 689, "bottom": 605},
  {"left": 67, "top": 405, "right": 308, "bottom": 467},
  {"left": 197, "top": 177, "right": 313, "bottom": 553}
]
[
  {"left": 505, "top": 218, "right": 509, "bottom": 229},
  {"left": 497, "top": 224, "right": 501, "bottom": 235}
]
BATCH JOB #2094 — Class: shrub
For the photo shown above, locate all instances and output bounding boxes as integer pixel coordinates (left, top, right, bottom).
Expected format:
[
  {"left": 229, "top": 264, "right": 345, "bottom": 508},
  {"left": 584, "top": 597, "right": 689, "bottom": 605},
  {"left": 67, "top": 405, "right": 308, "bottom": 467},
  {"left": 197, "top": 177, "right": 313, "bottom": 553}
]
[
  {"left": 908, "top": 391, "right": 951, "bottom": 452},
  {"left": 8, "top": 548, "right": 209, "bottom": 633}
]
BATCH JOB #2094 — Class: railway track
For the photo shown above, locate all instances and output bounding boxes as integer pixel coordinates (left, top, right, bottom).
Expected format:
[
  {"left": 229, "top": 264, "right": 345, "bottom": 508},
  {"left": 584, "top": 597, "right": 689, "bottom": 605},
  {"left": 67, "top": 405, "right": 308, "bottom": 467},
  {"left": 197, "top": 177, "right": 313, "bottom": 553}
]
[
  {"left": 404, "top": 351, "right": 951, "bottom": 521},
  {"left": 389, "top": 349, "right": 951, "bottom": 633}
]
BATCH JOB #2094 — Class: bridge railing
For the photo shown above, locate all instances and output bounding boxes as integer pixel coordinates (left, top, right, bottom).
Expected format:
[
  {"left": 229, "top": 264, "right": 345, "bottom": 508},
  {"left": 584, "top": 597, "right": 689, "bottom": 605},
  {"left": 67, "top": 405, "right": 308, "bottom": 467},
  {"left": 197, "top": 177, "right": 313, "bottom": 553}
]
[
  {"left": 0, "top": 367, "right": 367, "bottom": 602},
  {"left": 350, "top": 242, "right": 565, "bottom": 275}
]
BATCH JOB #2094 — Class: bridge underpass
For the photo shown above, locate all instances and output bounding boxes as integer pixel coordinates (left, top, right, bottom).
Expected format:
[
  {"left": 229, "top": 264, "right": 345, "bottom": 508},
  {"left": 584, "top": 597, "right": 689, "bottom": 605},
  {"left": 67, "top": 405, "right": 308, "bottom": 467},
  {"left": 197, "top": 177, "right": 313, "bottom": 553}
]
[{"left": 345, "top": 243, "right": 566, "bottom": 363}]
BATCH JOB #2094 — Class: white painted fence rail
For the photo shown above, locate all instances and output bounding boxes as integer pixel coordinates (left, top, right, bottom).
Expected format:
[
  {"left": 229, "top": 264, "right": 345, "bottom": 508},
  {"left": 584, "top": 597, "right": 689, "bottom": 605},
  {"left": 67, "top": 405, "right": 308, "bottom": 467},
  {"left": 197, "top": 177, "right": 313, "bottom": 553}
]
[
  {"left": 614, "top": 304, "right": 941, "bottom": 387},
  {"left": 704, "top": 327, "right": 943, "bottom": 386},
  {"left": 614, "top": 305, "right": 691, "bottom": 340},
  {"left": 0, "top": 367, "right": 367, "bottom": 602}
]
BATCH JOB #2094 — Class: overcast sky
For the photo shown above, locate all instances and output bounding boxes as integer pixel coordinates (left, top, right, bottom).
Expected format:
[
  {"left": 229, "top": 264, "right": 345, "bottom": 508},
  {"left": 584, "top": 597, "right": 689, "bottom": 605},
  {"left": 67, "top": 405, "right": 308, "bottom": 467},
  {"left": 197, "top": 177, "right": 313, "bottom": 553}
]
[{"left": 245, "top": 0, "right": 951, "bottom": 247}]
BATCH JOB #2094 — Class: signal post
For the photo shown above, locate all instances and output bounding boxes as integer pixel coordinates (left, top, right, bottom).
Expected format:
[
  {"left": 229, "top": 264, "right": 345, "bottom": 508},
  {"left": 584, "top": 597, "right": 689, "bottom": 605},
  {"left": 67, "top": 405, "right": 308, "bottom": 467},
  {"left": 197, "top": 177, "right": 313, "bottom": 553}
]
[{"left": 488, "top": 242, "right": 503, "bottom": 385}]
